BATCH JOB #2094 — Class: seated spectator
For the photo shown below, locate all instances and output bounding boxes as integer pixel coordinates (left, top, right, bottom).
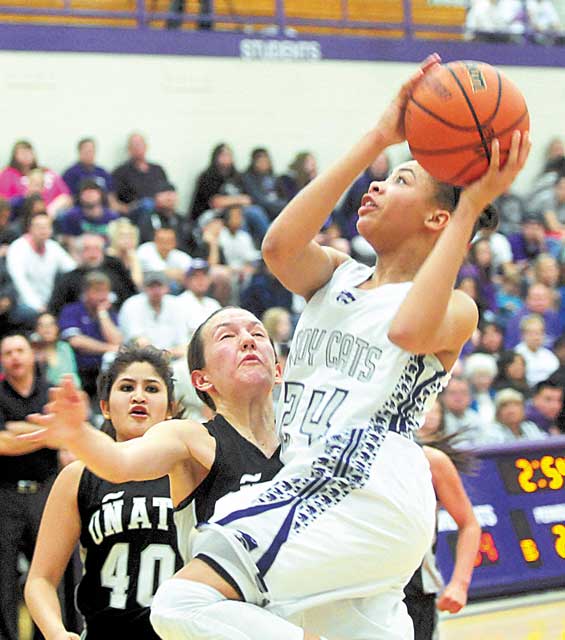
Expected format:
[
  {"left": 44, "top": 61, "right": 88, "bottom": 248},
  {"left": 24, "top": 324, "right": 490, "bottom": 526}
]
[
  {"left": 334, "top": 153, "right": 389, "bottom": 262},
  {"left": 241, "top": 148, "right": 287, "bottom": 221},
  {"left": 505, "top": 282, "right": 561, "bottom": 348},
  {"left": 495, "top": 264, "right": 524, "bottom": 328},
  {"left": 492, "top": 350, "right": 530, "bottom": 396},
  {"left": 527, "top": 0, "right": 562, "bottom": 43},
  {"left": 528, "top": 174, "right": 565, "bottom": 237},
  {"left": 106, "top": 218, "right": 144, "bottom": 290},
  {"left": 474, "top": 226, "right": 513, "bottom": 275},
  {"left": 0, "top": 140, "right": 71, "bottom": 218},
  {"left": 441, "top": 377, "right": 483, "bottom": 447},
  {"left": 276, "top": 151, "right": 318, "bottom": 203},
  {"left": 465, "top": 0, "right": 525, "bottom": 41},
  {"left": 0, "top": 253, "right": 37, "bottom": 336},
  {"left": 30, "top": 312, "right": 81, "bottom": 387},
  {"left": 137, "top": 227, "right": 192, "bottom": 293},
  {"left": 176, "top": 259, "right": 221, "bottom": 341},
  {"left": 112, "top": 133, "right": 169, "bottom": 217},
  {"left": 191, "top": 210, "right": 232, "bottom": 306},
  {"left": 457, "top": 273, "right": 493, "bottom": 327},
  {"left": 118, "top": 271, "right": 187, "bottom": 359},
  {"left": 189, "top": 143, "right": 270, "bottom": 245},
  {"left": 464, "top": 352, "right": 498, "bottom": 425},
  {"left": 219, "top": 204, "right": 260, "bottom": 278},
  {"left": 7, "top": 211, "right": 75, "bottom": 316},
  {"left": 515, "top": 314, "right": 560, "bottom": 387},
  {"left": 476, "top": 320, "right": 505, "bottom": 360},
  {"left": 460, "top": 238, "right": 499, "bottom": 315},
  {"left": 481, "top": 389, "right": 546, "bottom": 444},
  {"left": 58, "top": 271, "right": 122, "bottom": 399},
  {"left": 0, "top": 198, "right": 19, "bottom": 251},
  {"left": 135, "top": 181, "right": 192, "bottom": 249},
  {"left": 525, "top": 378, "right": 563, "bottom": 434},
  {"left": 49, "top": 233, "right": 137, "bottom": 316},
  {"left": 533, "top": 253, "right": 561, "bottom": 310},
  {"left": 544, "top": 136, "right": 565, "bottom": 170},
  {"left": 239, "top": 258, "right": 293, "bottom": 320},
  {"left": 508, "top": 213, "right": 561, "bottom": 266},
  {"left": 55, "top": 180, "right": 119, "bottom": 249},
  {"left": 550, "top": 336, "right": 565, "bottom": 433},
  {"left": 62, "top": 137, "right": 116, "bottom": 206},
  {"left": 494, "top": 189, "right": 526, "bottom": 236},
  {"left": 261, "top": 306, "right": 293, "bottom": 353}
]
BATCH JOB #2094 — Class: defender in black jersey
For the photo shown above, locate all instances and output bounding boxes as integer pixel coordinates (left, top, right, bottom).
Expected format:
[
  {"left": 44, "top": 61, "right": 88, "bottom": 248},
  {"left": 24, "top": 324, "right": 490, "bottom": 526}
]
[
  {"left": 24, "top": 310, "right": 284, "bottom": 633},
  {"left": 25, "top": 346, "right": 183, "bottom": 640}
]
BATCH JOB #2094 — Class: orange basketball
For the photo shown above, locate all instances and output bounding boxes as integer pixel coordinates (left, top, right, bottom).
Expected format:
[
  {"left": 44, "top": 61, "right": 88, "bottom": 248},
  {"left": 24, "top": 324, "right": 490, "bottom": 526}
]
[{"left": 404, "top": 60, "right": 529, "bottom": 186}]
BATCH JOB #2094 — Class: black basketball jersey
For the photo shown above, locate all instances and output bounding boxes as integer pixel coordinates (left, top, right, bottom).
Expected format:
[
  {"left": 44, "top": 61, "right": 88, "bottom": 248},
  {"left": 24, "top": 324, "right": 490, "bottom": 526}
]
[
  {"left": 174, "top": 414, "right": 282, "bottom": 562},
  {"left": 76, "top": 469, "right": 183, "bottom": 639}
]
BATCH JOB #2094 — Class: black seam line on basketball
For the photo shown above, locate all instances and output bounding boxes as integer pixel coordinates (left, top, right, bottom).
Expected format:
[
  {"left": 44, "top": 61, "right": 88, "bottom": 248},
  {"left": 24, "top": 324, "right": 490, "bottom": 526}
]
[
  {"left": 482, "top": 70, "right": 503, "bottom": 127},
  {"left": 408, "top": 109, "right": 528, "bottom": 156},
  {"left": 447, "top": 153, "right": 508, "bottom": 184},
  {"left": 409, "top": 96, "right": 487, "bottom": 132},
  {"left": 446, "top": 65, "right": 491, "bottom": 163}
]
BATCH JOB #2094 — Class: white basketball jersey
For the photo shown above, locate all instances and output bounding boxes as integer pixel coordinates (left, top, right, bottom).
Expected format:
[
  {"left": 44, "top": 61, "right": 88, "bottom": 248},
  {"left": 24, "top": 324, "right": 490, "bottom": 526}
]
[{"left": 278, "top": 259, "right": 450, "bottom": 476}]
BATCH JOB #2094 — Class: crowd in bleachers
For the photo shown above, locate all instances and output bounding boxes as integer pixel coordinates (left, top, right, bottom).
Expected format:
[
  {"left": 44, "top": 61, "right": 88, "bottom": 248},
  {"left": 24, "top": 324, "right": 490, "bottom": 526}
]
[
  {"left": 465, "top": 0, "right": 564, "bottom": 44},
  {"left": 0, "top": 131, "right": 564, "bottom": 439}
]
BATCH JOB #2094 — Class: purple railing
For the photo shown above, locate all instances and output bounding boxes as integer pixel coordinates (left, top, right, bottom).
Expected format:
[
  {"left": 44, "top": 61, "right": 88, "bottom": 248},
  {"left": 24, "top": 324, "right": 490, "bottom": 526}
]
[{"left": 0, "top": 0, "right": 465, "bottom": 37}]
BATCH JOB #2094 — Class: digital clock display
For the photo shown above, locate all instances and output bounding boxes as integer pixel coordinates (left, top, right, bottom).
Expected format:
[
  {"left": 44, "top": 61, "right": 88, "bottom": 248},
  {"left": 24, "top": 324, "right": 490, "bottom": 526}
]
[{"left": 436, "top": 436, "right": 565, "bottom": 599}]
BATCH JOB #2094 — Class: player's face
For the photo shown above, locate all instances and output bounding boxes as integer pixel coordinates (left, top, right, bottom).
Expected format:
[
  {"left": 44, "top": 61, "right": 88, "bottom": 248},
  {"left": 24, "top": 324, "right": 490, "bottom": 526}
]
[
  {"left": 356, "top": 160, "right": 437, "bottom": 248},
  {"left": 199, "top": 308, "right": 279, "bottom": 401},
  {"left": 103, "top": 361, "right": 172, "bottom": 441}
]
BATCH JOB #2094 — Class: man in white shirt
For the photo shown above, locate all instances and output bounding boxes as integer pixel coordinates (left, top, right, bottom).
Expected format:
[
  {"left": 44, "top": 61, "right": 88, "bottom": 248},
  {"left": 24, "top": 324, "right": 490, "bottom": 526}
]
[
  {"left": 6, "top": 211, "right": 75, "bottom": 314},
  {"left": 177, "top": 259, "right": 221, "bottom": 341},
  {"left": 136, "top": 227, "right": 192, "bottom": 293},
  {"left": 441, "top": 376, "right": 484, "bottom": 446},
  {"left": 118, "top": 271, "right": 188, "bottom": 359},
  {"left": 515, "top": 314, "right": 559, "bottom": 387}
]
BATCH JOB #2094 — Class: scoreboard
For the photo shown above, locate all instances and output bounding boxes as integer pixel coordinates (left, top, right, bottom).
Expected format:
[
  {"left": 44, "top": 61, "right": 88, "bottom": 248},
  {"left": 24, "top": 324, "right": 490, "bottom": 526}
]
[{"left": 435, "top": 436, "right": 565, "bottom": 599}]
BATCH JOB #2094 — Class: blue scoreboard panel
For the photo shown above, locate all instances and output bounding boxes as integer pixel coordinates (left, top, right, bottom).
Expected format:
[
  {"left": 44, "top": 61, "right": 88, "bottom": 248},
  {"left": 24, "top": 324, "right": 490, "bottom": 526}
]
[{"left": 436, "top": 436, "right": 565, "bottom": 599}]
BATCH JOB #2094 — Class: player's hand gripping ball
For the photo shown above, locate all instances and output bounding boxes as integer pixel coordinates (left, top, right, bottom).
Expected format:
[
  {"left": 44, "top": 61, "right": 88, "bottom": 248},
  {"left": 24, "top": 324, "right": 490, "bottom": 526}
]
[{"left": 405, "top": 60, "right": 529, "bottom": 186}]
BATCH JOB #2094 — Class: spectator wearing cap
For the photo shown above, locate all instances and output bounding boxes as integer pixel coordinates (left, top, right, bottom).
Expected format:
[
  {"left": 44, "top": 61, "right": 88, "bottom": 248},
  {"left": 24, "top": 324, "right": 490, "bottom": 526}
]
[
  {"left": 481, "top": 389, "right": 546, "bottom": 444},
  {"left": 118, "top": 271, "right": 187, "bottom": 359},
  {"left": 504, "top": 282, "right": 562, "bottom": 349},
  {"left": 54, "top": 180, "right": 119, "bottom": 249},
  {"left": 135, "top": 180, "right": 192, "bottom": 249},
  {"left": 58, "top": 271, "right": 122, "bottom": 399},
  {"left": 525, "top": 378, "right": 563, "bottom": 434},
  {"left": 514, "top": 314, "right": 559, "bottom": 387},
  {"left": 177, "top": 259, "right": 221, "bottom": 341},
  {"left": 112, "top": 133, "right": 170, "bottom": 217},
  {"left": 137, "top": 227, "right": 192, "bottom": 293},
  {"left": 48, "top": 233, "right": 137, "bottom": 316},
  {"left": 62, "top": 138, "right": 115, "bottom": 206},
  {"left": 508, "top": 213, "right": 561, "bottom": 266}
]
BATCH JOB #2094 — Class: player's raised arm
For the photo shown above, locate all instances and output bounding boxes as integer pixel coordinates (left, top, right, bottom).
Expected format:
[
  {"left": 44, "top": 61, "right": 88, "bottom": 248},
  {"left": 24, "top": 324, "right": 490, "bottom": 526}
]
[
  {"left": 23, "top": 376, "right": 213, "bottom": 483},
  {"left": 262, "top": 54, "right": 441, "bottom": 300},
  {"left": 388, "top": 131, "right": 531, "bottom": 366}
]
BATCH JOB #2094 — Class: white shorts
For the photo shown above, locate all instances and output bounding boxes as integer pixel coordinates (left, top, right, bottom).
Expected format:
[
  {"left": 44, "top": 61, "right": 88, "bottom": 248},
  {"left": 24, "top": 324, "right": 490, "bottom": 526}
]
[{"left": 191, "top": 432, "right": 435, "bottom": 634}]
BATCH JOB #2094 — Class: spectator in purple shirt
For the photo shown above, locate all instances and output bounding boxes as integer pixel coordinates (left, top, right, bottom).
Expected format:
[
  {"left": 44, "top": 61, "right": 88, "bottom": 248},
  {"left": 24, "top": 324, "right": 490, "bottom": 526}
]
[
  {"left": 58, "top": 271, "right": 122, "bottom": 400},
  {"left": 62, "top": 138, "right": 115, "bottom": 206},
  {"left": 508, "top": 213, "right": 561, "bottom": 266},
  {"left": 504, "top": 282, "right": 562, "bottom": 348},
  {"left": 525, "top": 378, "right": 563, "bottom": 434},
  {"left": 55, "top": 180, "right": 119, "bottom": 249}
]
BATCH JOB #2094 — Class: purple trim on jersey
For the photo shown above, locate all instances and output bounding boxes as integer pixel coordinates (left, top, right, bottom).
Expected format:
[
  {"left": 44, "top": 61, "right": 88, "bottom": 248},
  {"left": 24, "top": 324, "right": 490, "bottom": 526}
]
[
  {"left": 334, "top": 427, "right": 364, "bottom": 478},
  {"left": 216, "top": 495, "right": 295, "bottom": 527}
]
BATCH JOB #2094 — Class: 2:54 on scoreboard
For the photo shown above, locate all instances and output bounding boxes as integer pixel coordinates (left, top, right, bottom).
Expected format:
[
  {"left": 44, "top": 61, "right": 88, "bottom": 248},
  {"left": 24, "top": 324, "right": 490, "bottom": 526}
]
[{"left": 497, "top": 455, "right": 565, "bottom": 494}]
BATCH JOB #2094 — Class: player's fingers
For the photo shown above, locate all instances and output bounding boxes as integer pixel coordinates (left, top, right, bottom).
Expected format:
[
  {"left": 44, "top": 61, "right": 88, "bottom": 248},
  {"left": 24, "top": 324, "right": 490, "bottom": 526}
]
[
  {"left": 27, "top": 412, "right": 53, "bottom": 427},
  {"left": 518, "top": 130, "right": 532, "bottom": 168},
  {"left": 420, "top": 52, "right": 441, "bottom": 73},
  {"left": 506, "top": 130, "right": 522, "bottom": 168},
  {"left": 488, "top": 138, "right": 500, "bottom": 175},
  {"left": 16, "top": 427, "right": 48, "bottom": 442}
]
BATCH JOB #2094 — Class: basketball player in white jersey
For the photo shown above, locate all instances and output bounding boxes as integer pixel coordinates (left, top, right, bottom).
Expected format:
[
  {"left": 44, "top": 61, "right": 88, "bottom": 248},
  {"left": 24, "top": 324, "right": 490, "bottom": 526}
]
[{"left": 151, "top": 54, "right": 532, "bottom": 640}]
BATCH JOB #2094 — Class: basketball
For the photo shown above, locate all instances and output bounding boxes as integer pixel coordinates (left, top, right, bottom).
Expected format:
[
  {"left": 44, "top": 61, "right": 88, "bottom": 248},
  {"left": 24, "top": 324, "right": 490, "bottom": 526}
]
[{"left": 404, "top": 60, "right": 530, "bottom": 186}]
